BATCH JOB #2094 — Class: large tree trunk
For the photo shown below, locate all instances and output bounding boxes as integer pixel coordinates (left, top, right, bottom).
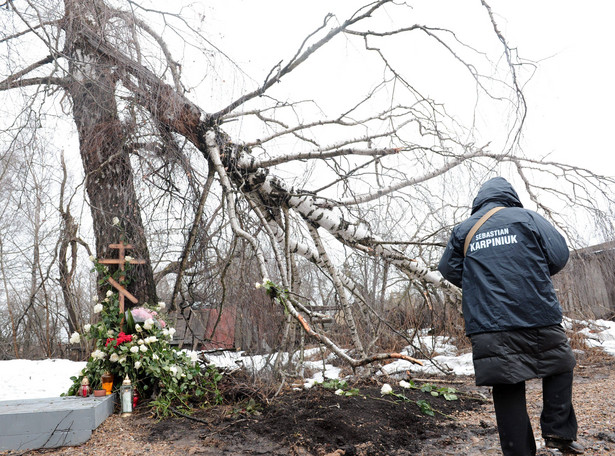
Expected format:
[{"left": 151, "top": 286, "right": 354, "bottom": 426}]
[{"left": 64, "top": 0, "right": 156, "bottom": 304}]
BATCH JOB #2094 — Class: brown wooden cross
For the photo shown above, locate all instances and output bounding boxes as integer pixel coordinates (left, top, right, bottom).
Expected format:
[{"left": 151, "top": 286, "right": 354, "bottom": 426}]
[{"left": 98, "top": 241, "right": 146, "bottom": 314}]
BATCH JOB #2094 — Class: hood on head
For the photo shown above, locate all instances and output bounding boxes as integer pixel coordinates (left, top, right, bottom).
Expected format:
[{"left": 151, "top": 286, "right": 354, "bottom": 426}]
[{"left": 471, "top": 177, "right": 523, "bottom": 214}]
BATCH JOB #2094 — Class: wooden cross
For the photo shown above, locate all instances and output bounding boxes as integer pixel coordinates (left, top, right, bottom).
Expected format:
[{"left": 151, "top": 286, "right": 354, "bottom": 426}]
[{"left": 98, "top": 241, "right": 146, "bottom": 314}]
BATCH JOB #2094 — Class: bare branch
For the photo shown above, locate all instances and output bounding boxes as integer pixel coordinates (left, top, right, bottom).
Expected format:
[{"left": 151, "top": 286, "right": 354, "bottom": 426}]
[{"left": 210, "top": 0, "right": 393, "bottom": 120}]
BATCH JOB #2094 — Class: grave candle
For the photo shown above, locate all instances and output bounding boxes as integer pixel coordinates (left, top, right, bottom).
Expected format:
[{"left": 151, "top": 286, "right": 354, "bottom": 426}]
[
  {"left": 79, "top": 377, "right": 91, "bottom": 397},
  {"left": 120, "top": 375, "right": 133, "bottom": 416},
  {"left": 101, "top": 372, "right": 113, "bottom": 395}
]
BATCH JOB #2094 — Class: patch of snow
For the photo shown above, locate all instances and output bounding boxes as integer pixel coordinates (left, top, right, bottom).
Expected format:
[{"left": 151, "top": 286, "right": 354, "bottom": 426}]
[{"left": 0, "top": 359, "right": 86, "bottom": 401}]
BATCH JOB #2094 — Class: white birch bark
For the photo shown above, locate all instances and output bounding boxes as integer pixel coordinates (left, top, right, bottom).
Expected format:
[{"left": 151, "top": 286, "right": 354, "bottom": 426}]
[
  {"left": 206, "top": 131, "right": 269, "bottom": 281},
  {"left": 239, "top": 161, "right": 457, "bottom": 292},
  {"left": 308, "top": 224, "right": 365, "bottom": 356}
]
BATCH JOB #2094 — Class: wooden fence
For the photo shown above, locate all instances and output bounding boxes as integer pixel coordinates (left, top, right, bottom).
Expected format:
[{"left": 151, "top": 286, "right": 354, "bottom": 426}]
[{"left": 553, "top": 240, "right": 615, "bottom": 319}]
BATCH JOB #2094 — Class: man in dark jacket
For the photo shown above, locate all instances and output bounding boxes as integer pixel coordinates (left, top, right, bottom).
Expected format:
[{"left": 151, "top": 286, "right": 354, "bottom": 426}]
[{"left": 438, "top": 177, "right": 583, "bottom": 455}]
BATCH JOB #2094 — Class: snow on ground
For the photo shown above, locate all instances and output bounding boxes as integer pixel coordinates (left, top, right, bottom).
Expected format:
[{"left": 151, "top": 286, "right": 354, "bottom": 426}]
[
  {"left": 0, "top": 359, "right": 86, "bottom": 401},
  {"left": 576, "top": 319, "right": 615, "bottom": 356},
  {"left": 379, "top": 334, "right": 476, "bottom": 378},
  {"left": 2, "top": 319, "right": 615, "bottom": 401}
]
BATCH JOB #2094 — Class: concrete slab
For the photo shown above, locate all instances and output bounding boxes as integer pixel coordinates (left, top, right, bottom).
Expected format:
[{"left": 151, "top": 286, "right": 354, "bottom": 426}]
[{"left": 0, "top": 394, "right": 115, "bottom": 451}]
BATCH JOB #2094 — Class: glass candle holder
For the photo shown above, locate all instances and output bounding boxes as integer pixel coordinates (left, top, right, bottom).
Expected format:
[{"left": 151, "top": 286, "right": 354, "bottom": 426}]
[
  {"left": 101, "top": 371, "right": 114, "bottom": 395},
  {"left": 120, "top": 375, "right": 133, "bottom": 416}
]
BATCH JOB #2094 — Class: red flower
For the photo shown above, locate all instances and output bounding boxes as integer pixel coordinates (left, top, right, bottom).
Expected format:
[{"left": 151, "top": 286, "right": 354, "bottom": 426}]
[
  {"left": 115, "top": 332, "right": 133, "bottom": 347},
  {"left": 105, "top": 332, "right": 133, "bottom": 348}
]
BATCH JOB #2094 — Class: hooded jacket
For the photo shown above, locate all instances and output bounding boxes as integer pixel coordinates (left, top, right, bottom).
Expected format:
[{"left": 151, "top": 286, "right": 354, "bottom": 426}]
[{"left": 438, "top": 177, "right": 569, "bottom": 336}]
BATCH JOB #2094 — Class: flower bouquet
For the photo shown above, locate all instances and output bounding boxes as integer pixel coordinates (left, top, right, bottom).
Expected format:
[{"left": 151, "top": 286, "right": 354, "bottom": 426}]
[{"left": 67, "top": 257, "right": 222, "bottom": 416}]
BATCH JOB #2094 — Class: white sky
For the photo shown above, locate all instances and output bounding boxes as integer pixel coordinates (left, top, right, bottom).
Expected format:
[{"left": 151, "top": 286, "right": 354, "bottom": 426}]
[
  {"left": 200, "top": 0, "right": 615, "bottom": 176},
  {"left": 487, "top": 0, "right": 615, "bottom": 175}
]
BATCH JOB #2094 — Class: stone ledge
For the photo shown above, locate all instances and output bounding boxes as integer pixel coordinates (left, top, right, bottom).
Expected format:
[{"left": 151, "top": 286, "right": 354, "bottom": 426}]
[{"left": 0, "top": 394, "right": 115, "bottom": 451}]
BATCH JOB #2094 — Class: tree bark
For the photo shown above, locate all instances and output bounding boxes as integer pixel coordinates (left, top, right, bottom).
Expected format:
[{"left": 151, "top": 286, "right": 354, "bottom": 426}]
[{"left": 63, "top": 0, "right": 156, "bottom": 304}]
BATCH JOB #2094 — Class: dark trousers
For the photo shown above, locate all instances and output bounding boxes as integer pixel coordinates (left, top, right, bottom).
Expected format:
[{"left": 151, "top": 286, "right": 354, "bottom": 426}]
[{"left": 492, "top": 370, "right": 577, "bottom": 456}]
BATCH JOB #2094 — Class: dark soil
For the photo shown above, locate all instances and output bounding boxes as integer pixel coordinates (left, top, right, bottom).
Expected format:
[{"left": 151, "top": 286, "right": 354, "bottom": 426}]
[{"left": 144, "top": 377, "right": 491, "bottom": 456}]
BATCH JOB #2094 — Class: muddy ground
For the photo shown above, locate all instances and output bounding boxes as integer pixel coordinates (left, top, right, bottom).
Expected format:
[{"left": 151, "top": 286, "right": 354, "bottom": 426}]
[{"left": 144, "top": 375, "right": 492, "bottom": 456}]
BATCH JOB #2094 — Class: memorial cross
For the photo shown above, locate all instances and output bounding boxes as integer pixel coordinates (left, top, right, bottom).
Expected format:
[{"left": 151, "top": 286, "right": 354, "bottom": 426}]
[{"left": 98, "top": 241, "right": 146, "bottom": 314}]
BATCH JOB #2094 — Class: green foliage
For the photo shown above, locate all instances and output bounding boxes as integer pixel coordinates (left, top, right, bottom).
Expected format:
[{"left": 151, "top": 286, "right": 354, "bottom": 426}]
[
  {"left": 415, "top": 399, "right": 435, "bottom": 416},
  {"left": 320, "top": 378, "right": 347, "bottom": 390},
  {"left": 320, "top": 378, "right": 361, "bottom": 397},
  {"left": 339, "top": 388, "right": 361, "bottom": 397},
  {"left": 67, "top": 257, "right": 222, "bottom": 417},
  {"left": 257, "top": 279, "right": 284, "bottom": 298},
  {"left": 417, "top": 383, "right": 458, "bottom": 401},
  {"left": 382, "top": 380, "right": 458, "bottom": 417}
]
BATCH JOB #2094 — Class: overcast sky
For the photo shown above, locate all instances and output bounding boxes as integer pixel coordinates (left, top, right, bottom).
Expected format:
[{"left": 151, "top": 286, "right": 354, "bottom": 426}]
[
  {"left": 487, "top": 0, "right": 615, "bottom": 175},
  {"left": 201, "top": 0, "right": 615, "bottom": 177}
]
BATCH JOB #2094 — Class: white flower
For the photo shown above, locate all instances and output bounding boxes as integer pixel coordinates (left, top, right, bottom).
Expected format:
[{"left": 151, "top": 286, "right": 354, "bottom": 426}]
[
  {"left": 130, "top": 346, "right": 139, "bottom": 353},
  {"left": 304, "top": 379, "right": 319, "bottom": 389},
  {"left": 138, "top": 339, "right": 144, "bottom": 345},
  {"left": 89, "top": 255, "right": 95, "bottom": 262},
  {"left": 189, "top": 351, "right": 199, "bottom": 363},
  {"left": 162, "top": 329, "right": 169, "bottom": 337},
  {"left": 125, "top": 255, "right": 133, "bottom": 262},
  {"left": 119, "top": 356, "right": 127, "bottom": 364},
  {"left": 157, "top": 301, "right": 166, "bottom": 310},
  {"left": 107, "top": 329, "right": 115, "bottom": 337},
  {"left": 93, "top": 303, "right": 103, "bottom": 314},
  {"left": 380, "top": 383, "right": 393, "bottom": 395},
  {"left": 140, "top": 345, "right": 148, "bottom": 352},
  {"left": 112, "top": 216, "right": 119, "bottom": 226},
  {"left": 254, "top": 282, "right": 261, "bottom": 289},
  {"left": 143, "top": 318, "right": 154, "bottom": 330},
  {"left": 69, "top": 332, "right": 80, "bottom": 344},
  {"left": 169, "top": 366, "right": 178, "bottom": 375},
  {"left": 110, "top": 353, "right": 119, "bottom": 362},
  {"left": 135, "top": 324, "right": 142, "bottom": 333},
  {"left": 335, "top": 389, "right": 344, "bottom": 396},
  {"left": 399, "top": 380, "right": 411, "bottom": 389},
  {"left": 146, "top": 336, "right": 158, "bottom": 344},
  {"left": 91, "top": 350, "right": 106, "bottom": 360},
  {"left": 152, "top": 353, "right": 159, "bottom": 360},
  {"left": 84, "top": 324, "right": 91, "bottom": 333},
  {"left": 168, "top": 327, "right": 176, "bottom": 337},
  {"left": 106, "top": 290, "right": 113, "bottom": 297},
  {"left": 134, "top": 361, "right": 142, "bottom": 369}
]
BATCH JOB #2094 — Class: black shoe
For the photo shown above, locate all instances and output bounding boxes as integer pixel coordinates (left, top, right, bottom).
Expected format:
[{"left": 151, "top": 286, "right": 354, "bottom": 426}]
[{"left": 544, "top": 438, "right": 584, "bottom": 454}]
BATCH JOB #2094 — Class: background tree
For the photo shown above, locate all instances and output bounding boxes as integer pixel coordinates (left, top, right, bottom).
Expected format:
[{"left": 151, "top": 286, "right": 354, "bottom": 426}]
[{"left": 1, "top": 0, "right": 613, "bottom": 367}]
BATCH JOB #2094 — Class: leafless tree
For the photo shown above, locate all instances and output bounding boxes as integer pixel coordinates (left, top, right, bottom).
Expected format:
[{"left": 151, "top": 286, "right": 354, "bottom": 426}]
[{"left": 1, "top": 0, "right": 613, "bottom": 367}]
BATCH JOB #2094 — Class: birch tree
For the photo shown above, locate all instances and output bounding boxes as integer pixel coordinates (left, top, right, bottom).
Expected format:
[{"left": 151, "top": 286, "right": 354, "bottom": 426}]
[{"left": 1, "top": 0, "right": 613, "bottom": 366}]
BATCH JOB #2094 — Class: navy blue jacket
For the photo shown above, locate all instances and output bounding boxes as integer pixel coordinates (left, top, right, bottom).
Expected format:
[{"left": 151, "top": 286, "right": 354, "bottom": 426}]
[{"left": 438, "top": 177, "right": 569, "bottom": 336}]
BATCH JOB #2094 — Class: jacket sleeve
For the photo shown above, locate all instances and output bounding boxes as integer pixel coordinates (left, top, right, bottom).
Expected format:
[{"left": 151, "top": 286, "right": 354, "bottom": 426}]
[
  {"left": 531, "top": 213, "right": 569, "bottom": 275},
  {"left": 438, "top": 230, "right": 464, "bottom": 288}
]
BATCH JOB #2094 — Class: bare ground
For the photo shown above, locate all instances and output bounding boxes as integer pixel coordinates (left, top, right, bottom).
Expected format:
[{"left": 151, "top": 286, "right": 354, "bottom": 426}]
[{"left": 4, "top": 350, "right": 615, "bottom": 456}]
